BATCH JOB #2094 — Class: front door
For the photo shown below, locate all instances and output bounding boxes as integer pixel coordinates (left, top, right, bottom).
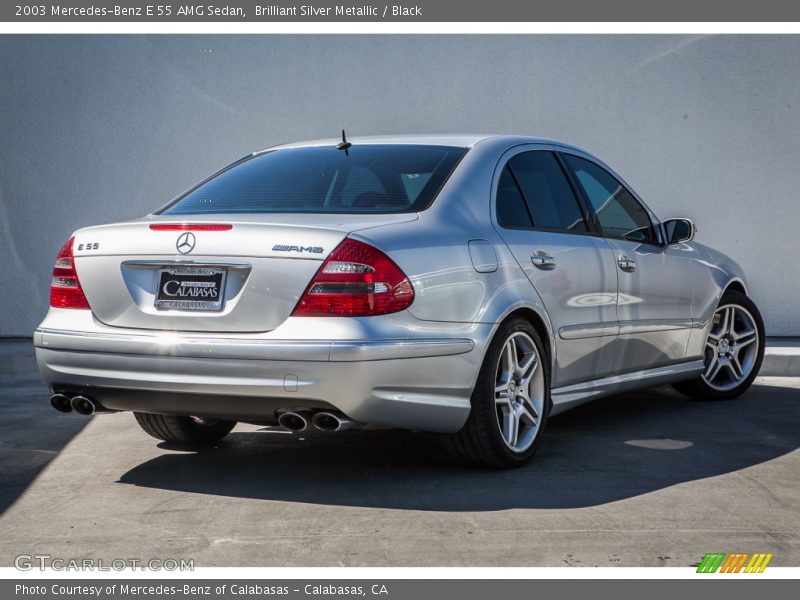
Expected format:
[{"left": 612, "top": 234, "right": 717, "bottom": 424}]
[{"left": 560, "top": 153, "right": 696, "bottom": 374}]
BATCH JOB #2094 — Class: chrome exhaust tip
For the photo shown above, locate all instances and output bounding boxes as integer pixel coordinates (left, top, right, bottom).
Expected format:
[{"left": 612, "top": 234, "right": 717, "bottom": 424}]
[
  {"left": 277, "top": 410, "right": 310, "bottom": 432},
  {"left": 312, "top": 411, "right": 354, "bottom": 432},
  {"left": 50, "top": 393, "right": 72, "bottom": 413},
  {"left": 70, "top": 395, "right": 96, "bottom": 416}
]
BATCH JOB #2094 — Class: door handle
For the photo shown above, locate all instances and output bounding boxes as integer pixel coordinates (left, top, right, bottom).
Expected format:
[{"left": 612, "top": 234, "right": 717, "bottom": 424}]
[
  {"left": 617, "top": 256, "right": 637, "bottom": 272},
  {"left": 531, "top": 251, "right": 556, "bottom": 270}
]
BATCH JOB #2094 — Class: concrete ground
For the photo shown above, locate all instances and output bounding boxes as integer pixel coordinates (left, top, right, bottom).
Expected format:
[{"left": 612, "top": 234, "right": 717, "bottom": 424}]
[{"left": 1, "top": 339, "right": 798, "bottom": 567}]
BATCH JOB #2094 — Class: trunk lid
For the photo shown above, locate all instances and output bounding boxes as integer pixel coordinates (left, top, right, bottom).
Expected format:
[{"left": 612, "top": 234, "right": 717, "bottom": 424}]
[{"left": 71, "top": 214, "right": 416, "bottom": 332}]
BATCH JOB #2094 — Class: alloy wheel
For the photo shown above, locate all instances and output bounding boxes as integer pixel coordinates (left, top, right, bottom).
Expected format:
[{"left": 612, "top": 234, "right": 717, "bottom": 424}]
[
  {"left": 494, "top": 331, "right": 546, "bottom": 452},
  {"left": 702, "top": 304, "right": 760, "bottom": 392}
]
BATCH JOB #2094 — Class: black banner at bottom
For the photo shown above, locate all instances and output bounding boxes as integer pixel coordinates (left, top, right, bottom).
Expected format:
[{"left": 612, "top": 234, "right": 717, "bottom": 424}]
[{"left": 3, "top": 579, "right": 796, "bottom": 600}]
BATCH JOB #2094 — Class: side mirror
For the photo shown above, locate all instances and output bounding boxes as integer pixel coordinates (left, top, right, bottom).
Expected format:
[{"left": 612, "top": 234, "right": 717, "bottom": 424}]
[{"left": 663, "top": 218, "right": 696, "bottom": 244}]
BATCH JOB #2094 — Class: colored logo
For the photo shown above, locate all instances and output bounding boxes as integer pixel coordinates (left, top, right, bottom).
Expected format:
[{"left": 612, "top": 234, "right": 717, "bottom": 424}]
[{"left": 696, "top": 552, "right": 773, "bottom": 573}]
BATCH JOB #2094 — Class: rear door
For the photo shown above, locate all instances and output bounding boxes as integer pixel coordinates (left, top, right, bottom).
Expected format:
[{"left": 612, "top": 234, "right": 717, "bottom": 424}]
[
  {"left": 493, "top": 148, "right": 619, "bottom": 388},
  {"left": 560, "top": 152, "right": 695, "bottom": 373}
]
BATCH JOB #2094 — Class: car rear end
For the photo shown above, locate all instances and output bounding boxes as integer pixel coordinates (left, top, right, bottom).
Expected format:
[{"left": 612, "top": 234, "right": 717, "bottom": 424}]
[{"left": 34, "top": 141, "right": 481, "bottom": 433}]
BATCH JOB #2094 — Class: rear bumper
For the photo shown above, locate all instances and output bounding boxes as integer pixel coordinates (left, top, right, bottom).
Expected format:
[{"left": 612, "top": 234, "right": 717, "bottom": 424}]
[
  {"left": 34, "top": 325, "right": 482, "bottom": 433},
  {"left": 34, "top": 328, "right": 473, "bottom": 362}
]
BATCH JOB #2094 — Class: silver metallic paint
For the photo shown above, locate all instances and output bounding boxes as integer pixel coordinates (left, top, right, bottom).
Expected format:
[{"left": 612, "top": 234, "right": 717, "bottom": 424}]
[{"left": 34, "top": 135, "right": 749, "bottom": 432}]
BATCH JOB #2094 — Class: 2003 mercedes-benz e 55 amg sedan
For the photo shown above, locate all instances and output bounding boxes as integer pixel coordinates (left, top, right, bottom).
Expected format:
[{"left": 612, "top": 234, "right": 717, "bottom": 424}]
[{"left": 36, "top": 135, "right": 765, "bottom": 468}]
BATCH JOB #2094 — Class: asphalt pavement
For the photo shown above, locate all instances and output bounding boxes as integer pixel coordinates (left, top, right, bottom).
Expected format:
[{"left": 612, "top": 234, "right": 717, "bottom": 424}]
[{"left": 1, "top": 339, "right": 798, "bottom": 567}]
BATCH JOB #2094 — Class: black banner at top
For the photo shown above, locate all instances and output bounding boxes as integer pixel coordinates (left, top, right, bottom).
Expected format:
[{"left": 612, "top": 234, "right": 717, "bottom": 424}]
[{"left": 3, "top": 0, "right": 800, "bottom": 22}]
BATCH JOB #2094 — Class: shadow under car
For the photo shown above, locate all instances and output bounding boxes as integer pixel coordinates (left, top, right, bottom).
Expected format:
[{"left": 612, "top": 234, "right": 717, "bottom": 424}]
[{"left": 117, "top": 382, "right": 800, "bottom": 511}]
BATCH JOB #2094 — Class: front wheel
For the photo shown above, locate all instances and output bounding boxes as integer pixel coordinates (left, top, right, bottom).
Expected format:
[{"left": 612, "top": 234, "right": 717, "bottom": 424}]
[
  {"left": 673, "top": 290, "right": 765, "bottom": 400},
  {"left": 444, "top": 317, "right": 550, "bottom": 468},
  {"left": 134, "top": 412, "right": 236, "bottom": 447}
]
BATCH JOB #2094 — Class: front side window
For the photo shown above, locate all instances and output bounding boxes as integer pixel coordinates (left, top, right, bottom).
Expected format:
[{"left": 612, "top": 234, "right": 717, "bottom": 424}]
[
  {"left": 160, "top": 145, "right": 466, "bottom": 215},
  {"left": 562, "top": 154, "right": 657, "bottom": 244}
]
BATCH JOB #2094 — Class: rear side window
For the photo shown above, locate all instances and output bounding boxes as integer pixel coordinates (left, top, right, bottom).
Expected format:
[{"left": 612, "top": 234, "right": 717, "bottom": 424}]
[
  {"left": 562, "top": 154, "right": 657, "bottom": 244},
  {"left": 496, "top": 166, "right": 533, "bottom": 228},
  {"left": 507, "top": 152, "right": 588, "bottom": 232},
  {"left": 160, "top": 145, "right": 467, "bottom": 215}
]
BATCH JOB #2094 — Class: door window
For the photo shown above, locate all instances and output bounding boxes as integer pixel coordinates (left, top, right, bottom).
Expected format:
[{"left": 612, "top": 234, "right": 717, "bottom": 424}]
[
  {"left": 496, "top": 166, "right": 534, "bottom": 228},
  {"left": 508, "top": 151, "right": 588, "bottom": 232},
  {"left": 562, "top": 154, "right": 657, "bottom": 243}
]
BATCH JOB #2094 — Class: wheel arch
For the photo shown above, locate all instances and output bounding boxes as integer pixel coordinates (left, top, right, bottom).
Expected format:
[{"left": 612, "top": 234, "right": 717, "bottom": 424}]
[
  {"left": 469, "top": 301, "right": 556, "bottom": 389},
  {"left": 488, "top": 306, "right": 557, "bottom": 419},
  {"left": 723, "top": 277, "right": 748, "bottom": 297},
  {"left": 504, "top": 307, "right": 554, "bottom": 371}
]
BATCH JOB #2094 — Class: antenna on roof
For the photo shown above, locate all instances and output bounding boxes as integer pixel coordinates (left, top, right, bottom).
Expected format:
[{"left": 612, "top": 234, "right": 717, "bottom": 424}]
[{"left": 335, "top": 129, "right": 352, "bottom": 156}]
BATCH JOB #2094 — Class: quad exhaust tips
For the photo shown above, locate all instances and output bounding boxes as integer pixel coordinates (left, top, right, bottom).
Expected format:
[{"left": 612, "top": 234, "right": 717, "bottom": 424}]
[
  {"left": 50, "top": 393, "right": 72, "bottom": 413},
  {"left": 311, "top": 411, "right": 354, "bottom": 432}
]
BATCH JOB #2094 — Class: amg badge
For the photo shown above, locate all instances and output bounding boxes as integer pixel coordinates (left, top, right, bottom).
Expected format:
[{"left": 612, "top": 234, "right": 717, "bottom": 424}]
[{"left": 272, "top": 244, "right": 324, "bottom": 254}]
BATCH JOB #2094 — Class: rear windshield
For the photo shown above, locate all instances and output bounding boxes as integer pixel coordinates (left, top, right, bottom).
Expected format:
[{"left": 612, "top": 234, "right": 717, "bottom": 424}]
[{"left": 159, "top": 144, "right": 467, "bottom": 215}]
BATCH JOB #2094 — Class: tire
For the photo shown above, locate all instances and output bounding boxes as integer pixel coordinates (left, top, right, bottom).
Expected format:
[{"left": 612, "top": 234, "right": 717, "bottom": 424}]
[
  {"left": 134, "top": 412, "right": 236, "bottom": 446},
  {"left": 444, "top": 316, "right": 550, "bottom": 468},
  {"left": 672, "top": 289, "right": 765, "bottom": 401}
]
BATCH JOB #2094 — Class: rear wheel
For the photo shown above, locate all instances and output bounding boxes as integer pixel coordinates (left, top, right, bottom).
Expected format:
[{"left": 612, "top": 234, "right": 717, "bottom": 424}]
[
  {"left": 672, "top": 290, "right": 764, "bottom": 400},
  {"left": 445, "top": 317, "right": 550, "bottom": 468},
  {"left": 134, "top": 412, "right": 236, "bottom": 446}
]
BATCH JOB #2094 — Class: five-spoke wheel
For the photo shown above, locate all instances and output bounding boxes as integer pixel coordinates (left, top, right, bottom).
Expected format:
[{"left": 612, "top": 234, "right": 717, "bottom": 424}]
[
  {"left": 702, "top": 304, "right": 760, "bottom": 391},
  {"left": 674, "top": 289, "right": 765, "bottom": 400},
  {"left": 446, "top": 316, "right": 550, "bottom": 468},
  {"left": 494, "top": 332, "right": 545, "bottom": 453}
]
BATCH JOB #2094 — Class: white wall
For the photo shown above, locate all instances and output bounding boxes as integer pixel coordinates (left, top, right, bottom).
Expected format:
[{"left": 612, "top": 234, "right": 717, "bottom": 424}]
[{"left": 1, "top": 35, "right": 798, "bottom": 336}]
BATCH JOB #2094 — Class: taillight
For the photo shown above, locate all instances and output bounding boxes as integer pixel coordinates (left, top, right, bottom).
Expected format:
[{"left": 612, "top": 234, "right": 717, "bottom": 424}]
[
  {"left": 292, "top": 239, "right": 414, "bottom": 317},
  {"left": 50, "top": 237, "right": 90, "bottom": 309}
]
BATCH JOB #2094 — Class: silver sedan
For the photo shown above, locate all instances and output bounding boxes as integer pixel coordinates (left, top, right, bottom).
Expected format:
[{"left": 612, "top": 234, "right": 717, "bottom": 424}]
[{"left": 35, "top": 135, "right": 765, "bottom": 468}]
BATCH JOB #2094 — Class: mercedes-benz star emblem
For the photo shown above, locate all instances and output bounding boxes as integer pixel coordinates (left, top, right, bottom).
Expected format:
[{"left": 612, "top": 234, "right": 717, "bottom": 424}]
[{"left": 176, "top": 232, "right": 196, "bottom": 254}]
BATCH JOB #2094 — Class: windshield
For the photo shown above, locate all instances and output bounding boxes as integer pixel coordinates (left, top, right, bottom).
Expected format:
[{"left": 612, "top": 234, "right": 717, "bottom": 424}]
[{"left": 159, "top": 144, "right": 467, "bottom": 215}]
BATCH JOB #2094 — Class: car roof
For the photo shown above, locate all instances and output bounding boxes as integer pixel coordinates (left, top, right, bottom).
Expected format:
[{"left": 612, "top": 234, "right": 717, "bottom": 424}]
[{"left": 259, "top": 134, "right": 584, "bottom": 153}]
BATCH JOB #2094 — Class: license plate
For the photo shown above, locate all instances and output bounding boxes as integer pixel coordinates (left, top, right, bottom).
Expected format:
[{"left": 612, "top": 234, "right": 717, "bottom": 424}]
[{"left": 155, "top": 266, "right": 227, "bottom": 311}]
